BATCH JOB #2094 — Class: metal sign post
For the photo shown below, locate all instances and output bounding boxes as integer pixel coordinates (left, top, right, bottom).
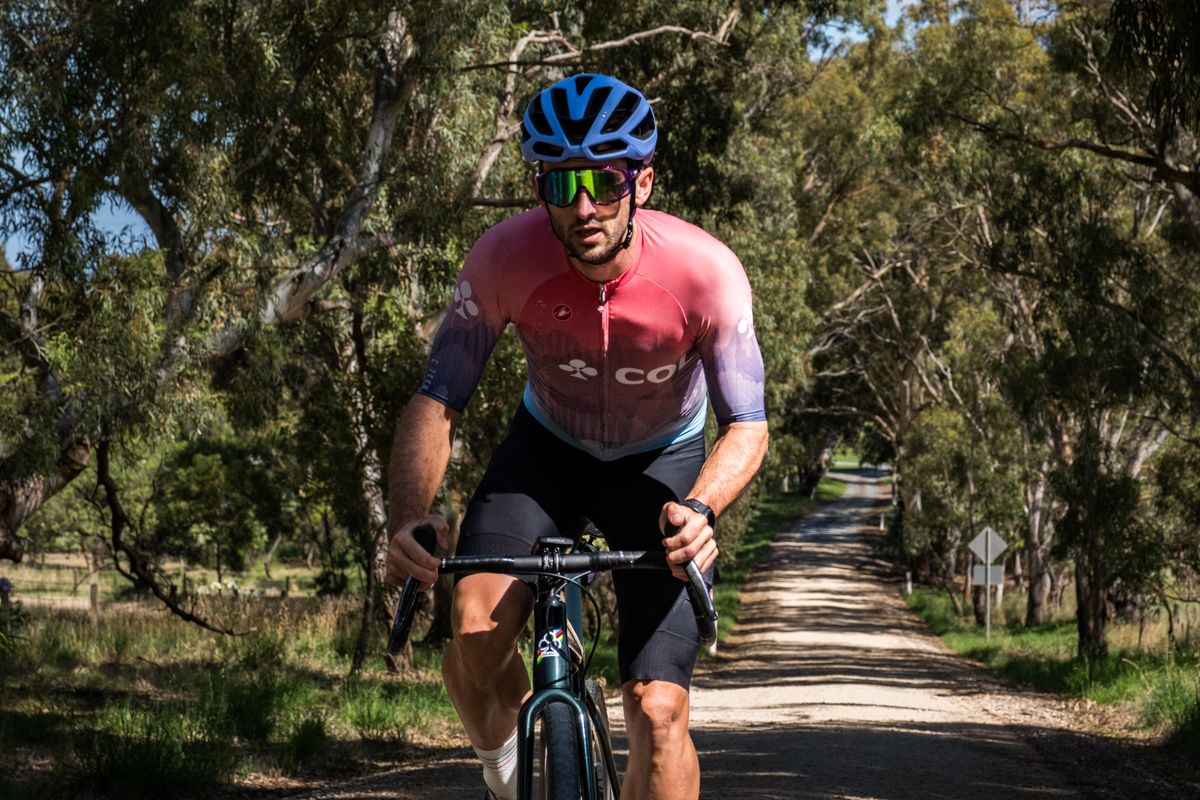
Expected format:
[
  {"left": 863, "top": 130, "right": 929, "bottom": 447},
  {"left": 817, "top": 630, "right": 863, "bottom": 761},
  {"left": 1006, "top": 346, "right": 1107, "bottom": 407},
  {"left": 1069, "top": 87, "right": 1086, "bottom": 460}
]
[{"left": 969, "top": 526, "right": 1007, "bottom": 640}]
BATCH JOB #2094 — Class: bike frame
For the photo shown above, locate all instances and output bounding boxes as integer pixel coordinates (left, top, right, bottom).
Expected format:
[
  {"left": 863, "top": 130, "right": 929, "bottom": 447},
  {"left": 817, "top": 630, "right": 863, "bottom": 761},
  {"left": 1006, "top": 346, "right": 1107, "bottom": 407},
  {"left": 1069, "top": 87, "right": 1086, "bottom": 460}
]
[{"left": 516, "top": 556, "right": 616, "bottom": 800}]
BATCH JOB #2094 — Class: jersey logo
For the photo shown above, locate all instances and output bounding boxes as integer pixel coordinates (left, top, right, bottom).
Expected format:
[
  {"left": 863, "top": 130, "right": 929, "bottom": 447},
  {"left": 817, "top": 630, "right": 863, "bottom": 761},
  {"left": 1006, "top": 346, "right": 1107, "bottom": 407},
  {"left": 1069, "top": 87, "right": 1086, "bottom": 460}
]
[
  {"left": 615, "top": 353, "right": 692, "bottom": 386},
  {"left": 553, "top": 304, "right": 572, "bottom": 321},
  {"left": 454, "top": 281, "right": 480, "bottom": 319},
  {"left": 738, "top": 302, "right": 754, "bottom": 336},
  {"left": 559, "top": 359, "right": 598, "bottom": 380}
]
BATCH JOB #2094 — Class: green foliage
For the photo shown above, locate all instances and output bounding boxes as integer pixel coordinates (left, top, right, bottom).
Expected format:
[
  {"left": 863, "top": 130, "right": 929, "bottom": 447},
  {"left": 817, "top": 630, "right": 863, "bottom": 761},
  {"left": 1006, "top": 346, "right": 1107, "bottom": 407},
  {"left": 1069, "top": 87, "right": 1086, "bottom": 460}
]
[
  {"left": 1108, "top": 0, "right": 1200, "bottom": 131},
  {"left": 906, "top": 586, "right": 1200, "bottom": 747},
  {"left": 154, "top": 438, "right": 291, "bottom": 574},
  {"left": 70, "top": 703, "right": 239, "bottom": 799},
  {"left": 279, "top": 714, "right": 331, "bottom": 771},
  {"left": 336, "top": 677, "right": 450, "bottom": 741}
]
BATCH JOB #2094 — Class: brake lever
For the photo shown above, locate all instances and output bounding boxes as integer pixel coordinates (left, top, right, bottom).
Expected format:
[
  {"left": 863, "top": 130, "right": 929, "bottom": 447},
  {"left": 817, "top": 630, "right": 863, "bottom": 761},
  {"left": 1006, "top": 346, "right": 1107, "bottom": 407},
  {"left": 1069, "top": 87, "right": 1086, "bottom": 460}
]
[
  {"left": 665, "top": 518, "right": 719, "bottom": 648},
  {"left": 387, "top": 524, "right": 438, "bottom": 656}
]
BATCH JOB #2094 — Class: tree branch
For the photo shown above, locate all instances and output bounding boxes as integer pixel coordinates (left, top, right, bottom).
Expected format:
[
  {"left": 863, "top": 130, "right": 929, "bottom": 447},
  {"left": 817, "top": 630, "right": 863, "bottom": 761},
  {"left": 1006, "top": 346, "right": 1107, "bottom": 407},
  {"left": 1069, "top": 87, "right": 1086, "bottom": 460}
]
[
  {"left": 96, "top": 438, "right": 243, "bottom": 635},
  {"left": 209, "top": 11, "right": 416, "bottom": 358},
  {"left": 957, "top": 114, "right": 1200, "bottom": 194}
]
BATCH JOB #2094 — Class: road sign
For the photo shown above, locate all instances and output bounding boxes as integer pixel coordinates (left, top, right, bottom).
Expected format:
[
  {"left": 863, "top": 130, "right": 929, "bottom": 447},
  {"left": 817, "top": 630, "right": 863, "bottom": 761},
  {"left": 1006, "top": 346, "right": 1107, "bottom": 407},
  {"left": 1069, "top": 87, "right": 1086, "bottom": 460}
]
[
  {"left": 969, "top": 527, "right": 1007, "bottom": 563},
  {"left": 972, "top": 565, "right": 1004, "bottom": 587}
]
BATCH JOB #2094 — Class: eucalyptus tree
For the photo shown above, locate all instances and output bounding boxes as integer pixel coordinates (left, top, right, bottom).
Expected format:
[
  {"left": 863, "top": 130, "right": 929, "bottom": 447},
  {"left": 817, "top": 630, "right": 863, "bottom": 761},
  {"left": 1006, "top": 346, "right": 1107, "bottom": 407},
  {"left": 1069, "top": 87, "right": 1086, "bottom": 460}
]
[{"left": 919, "top": 0, "right": 1191, "bottom": 655}]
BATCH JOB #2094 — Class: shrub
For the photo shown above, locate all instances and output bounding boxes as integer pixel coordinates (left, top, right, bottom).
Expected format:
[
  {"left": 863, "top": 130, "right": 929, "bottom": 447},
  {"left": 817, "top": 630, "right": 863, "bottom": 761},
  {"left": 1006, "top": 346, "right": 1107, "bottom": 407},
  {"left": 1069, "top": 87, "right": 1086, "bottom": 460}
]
[
  {"left": 70, "top": 704, "right": 237, "bottom": 798},
  {"left": 338, "top": 680, "right": 401, "bottom": 740},
  {"left": 279, "top": 714, "right": 330, "bottom": 770},
  {"left": 1141, "top": 663, "right": 1200, "bottom": 745}
]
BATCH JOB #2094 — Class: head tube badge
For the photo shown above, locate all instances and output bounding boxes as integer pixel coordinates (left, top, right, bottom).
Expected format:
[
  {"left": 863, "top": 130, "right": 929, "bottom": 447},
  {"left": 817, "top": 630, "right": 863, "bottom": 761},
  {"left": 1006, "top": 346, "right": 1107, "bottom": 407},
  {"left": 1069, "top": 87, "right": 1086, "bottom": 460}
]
[{"left": 536, "top": 627, "right": 565, "bottom": 664}]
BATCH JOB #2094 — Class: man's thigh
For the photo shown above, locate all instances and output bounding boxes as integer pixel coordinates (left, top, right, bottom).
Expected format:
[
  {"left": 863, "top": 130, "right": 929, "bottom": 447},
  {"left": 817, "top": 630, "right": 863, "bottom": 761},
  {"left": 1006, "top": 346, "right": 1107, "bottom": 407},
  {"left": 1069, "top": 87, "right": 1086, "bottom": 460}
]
[{"left": 585, "top": 434, "right": 707, "bottom": 690}]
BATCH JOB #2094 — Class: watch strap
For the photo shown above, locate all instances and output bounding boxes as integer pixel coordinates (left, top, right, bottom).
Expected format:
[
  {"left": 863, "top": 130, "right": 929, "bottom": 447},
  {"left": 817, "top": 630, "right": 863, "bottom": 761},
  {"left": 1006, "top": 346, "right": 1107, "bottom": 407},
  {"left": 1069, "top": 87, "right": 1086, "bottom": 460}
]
[{"left": 679, "top": 498, "right": 716, "bottom": 527}]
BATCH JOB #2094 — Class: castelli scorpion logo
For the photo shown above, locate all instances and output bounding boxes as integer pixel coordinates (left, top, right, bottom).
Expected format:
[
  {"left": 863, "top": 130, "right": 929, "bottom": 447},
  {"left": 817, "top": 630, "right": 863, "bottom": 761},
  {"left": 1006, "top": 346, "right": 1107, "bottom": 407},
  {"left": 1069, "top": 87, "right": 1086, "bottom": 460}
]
[{"left": 536, "top": 628, "right": 565, "bottom": 664}]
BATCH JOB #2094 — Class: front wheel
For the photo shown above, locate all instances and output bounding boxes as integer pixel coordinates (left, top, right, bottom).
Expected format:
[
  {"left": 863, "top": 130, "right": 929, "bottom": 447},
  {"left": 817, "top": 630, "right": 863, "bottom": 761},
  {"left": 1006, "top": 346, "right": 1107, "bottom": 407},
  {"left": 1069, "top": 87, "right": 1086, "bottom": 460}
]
[
  {"left": 538, "top": 701, "right": 581, "bottom": 800},
  {"left": 585, "top": 679, "right": 618, "bottom": 800}
]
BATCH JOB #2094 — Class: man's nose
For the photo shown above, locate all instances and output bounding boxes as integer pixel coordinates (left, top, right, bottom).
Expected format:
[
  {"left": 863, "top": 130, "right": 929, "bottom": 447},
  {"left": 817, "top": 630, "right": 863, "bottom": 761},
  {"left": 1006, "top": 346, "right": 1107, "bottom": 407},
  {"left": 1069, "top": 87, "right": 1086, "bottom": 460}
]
[{"left": 572, "top": 188, "right": 598, "bottom": 215}]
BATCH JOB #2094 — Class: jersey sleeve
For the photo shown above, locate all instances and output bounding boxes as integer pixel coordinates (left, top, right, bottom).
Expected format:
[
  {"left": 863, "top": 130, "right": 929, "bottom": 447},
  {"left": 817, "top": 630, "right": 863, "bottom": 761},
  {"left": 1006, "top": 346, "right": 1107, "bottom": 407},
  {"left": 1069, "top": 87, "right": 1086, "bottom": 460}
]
[
  {"left": 418, "top": 237, "right": 509, "bottom": 412},
  {"left": 696, "top": 252, "right": 767, "bottom": 425}
]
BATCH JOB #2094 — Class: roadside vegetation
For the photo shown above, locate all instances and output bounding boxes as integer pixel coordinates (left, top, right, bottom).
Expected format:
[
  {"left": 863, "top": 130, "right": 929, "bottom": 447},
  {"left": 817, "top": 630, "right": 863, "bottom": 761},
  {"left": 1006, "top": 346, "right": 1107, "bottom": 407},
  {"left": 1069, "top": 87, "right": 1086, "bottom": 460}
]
[{"left": 904, "top": 588, "right": 1200, "bottom": 752}]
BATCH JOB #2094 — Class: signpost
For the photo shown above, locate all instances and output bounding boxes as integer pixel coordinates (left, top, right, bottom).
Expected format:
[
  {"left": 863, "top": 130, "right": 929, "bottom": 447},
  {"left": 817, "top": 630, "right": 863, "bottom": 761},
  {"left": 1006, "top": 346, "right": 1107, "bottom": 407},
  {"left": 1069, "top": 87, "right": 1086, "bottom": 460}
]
[{"left": 968, "top": 526, "right": 1007, "bottom": 639}]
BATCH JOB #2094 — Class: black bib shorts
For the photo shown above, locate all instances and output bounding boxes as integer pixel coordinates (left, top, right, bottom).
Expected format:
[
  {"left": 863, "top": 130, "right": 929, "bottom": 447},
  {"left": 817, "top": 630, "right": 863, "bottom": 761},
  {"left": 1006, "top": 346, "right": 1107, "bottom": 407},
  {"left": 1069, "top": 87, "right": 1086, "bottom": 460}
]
[{"left": 456, "top": 403, "right": 708, "bottom": 690}]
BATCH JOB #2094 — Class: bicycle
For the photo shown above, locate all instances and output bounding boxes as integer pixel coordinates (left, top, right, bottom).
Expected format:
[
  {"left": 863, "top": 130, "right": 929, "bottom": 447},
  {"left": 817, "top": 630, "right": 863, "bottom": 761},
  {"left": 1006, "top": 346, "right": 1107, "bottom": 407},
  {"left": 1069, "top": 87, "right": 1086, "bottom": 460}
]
[{"left": 388, "top": 523, "right": 718, "bottom": 800}]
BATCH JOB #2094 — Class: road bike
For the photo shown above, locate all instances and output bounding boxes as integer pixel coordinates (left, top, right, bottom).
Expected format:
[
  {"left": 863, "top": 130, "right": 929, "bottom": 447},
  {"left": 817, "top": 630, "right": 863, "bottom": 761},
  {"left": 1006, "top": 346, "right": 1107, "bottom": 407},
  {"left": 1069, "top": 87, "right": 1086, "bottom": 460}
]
[{"left": 388, "top": 524, "right": 717, "bottom": 800}]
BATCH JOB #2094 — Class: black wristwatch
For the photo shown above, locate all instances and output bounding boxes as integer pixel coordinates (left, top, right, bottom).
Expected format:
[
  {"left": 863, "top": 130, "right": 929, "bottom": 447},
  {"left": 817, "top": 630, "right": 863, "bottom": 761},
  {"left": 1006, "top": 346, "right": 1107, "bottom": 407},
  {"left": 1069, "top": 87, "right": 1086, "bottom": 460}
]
[{"left": 679, "top": 498, "right": 716, "bottom": 528}]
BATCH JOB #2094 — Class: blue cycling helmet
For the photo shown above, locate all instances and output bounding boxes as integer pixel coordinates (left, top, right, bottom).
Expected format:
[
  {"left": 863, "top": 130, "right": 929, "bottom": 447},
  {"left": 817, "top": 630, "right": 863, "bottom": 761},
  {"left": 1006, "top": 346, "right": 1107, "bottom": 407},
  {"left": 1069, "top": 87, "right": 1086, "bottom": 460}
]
[{"left": 520, "top": 74, "right": 657, "bottom": 165}]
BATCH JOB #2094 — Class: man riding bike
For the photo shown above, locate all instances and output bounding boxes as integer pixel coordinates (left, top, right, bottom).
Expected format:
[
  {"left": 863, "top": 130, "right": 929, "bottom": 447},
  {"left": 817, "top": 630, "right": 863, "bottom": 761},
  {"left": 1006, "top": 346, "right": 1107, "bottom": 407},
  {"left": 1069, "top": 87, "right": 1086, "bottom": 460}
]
[{"left": 386, "top": 73, "right": 768, "bottom": 800}]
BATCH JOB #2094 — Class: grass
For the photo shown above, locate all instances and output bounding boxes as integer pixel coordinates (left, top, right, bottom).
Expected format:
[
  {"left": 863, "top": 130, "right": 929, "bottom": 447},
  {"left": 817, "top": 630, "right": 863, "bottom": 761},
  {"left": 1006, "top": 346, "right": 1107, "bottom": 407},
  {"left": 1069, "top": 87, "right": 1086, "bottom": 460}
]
[
  {"left": 904, "top": 587, "right": 1200, "bottom": 750},
  {"left": 0, "top": 596, "right": 461, "bottom": 798}
]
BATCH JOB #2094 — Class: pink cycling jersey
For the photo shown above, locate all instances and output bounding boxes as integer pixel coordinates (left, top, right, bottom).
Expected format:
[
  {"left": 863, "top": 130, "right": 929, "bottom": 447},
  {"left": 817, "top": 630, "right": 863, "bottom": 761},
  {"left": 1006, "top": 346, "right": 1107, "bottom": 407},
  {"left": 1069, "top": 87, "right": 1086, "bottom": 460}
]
[{"left": 419, "top": 208, "right": 766, "bottom": 460}]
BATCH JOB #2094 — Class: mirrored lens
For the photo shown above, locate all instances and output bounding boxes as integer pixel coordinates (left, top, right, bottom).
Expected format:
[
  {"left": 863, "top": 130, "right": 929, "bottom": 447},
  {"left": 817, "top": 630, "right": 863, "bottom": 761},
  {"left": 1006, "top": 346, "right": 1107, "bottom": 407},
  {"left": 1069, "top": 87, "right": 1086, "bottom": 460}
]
[{"left": 540, "top": 168, "right": 631, "bottom": 207}]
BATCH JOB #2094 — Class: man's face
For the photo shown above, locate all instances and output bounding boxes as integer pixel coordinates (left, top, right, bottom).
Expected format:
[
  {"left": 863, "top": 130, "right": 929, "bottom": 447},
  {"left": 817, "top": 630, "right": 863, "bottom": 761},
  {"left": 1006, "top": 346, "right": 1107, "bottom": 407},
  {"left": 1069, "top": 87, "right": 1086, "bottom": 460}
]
[{"left": 536, "top": 158, "right": 654, "bottom": 267}]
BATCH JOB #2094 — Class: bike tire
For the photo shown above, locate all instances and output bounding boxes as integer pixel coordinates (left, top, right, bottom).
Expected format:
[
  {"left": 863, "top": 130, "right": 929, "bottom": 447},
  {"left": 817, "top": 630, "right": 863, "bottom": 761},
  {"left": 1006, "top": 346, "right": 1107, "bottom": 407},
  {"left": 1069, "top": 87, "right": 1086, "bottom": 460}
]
[
  {"left": 585, "top": 679, "right": 617, "bottom": 800},
  {"left": 538, "top": 701, "right": 581, "bottom": 800}
]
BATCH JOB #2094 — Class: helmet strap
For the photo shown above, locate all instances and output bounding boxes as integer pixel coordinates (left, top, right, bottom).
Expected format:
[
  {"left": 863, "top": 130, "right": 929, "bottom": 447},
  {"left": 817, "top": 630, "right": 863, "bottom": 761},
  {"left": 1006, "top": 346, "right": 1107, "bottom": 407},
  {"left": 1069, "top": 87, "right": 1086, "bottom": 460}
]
[{"left": 621, "top": 191, "right": 637, "bottom": 250}]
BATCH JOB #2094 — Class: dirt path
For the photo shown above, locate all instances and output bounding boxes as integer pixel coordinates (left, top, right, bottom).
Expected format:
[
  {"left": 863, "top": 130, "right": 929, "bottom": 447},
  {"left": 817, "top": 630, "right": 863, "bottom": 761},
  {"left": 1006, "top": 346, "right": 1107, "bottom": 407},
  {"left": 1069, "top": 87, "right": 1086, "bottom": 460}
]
[{"left": 301, "top": 469, "right": 1199, "bottom": 800}]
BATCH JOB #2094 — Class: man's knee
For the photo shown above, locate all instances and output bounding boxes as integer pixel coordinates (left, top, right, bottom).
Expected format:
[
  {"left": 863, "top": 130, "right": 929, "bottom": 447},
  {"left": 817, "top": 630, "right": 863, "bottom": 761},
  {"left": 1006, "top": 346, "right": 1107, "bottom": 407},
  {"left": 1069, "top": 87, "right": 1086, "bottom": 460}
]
[
  {"left": 449, "top": 574, "right": 532, "bottom": 663},
  {"left": 623, "top": 680, "right": 690, "bottom": 744}
]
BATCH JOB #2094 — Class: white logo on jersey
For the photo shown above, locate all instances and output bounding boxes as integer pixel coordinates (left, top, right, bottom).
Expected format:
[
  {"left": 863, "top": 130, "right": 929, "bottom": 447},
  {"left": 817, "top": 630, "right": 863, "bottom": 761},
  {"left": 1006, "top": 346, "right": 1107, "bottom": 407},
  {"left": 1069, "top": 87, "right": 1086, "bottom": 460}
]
[
  {"left": 559, "top": 359, "right": 598, "bottom": 380},
  {"left": 454, "top": 281, "right": 479, "bottom": 319},
  {"left": 737, "top": 302, "right": 754, "bottom": 336},
  {"left": 615, "top": 353, "right": 692, "bottom": 386}
]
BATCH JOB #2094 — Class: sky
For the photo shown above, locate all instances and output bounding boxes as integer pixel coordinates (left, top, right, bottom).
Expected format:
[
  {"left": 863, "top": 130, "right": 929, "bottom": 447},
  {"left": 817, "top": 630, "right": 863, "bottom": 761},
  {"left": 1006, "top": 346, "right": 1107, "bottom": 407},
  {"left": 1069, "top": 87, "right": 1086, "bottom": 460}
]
[{"left": 3, "top": 0, "right": 919, "bottom": 267}]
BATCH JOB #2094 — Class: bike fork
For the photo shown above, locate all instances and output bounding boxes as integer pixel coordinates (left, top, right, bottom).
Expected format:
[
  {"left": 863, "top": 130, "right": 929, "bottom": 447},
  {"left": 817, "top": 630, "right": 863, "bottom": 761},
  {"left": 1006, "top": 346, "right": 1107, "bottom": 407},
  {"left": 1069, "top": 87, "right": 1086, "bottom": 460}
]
[{"left": 516, "top": 688, "right": 598, "bottom": 800}]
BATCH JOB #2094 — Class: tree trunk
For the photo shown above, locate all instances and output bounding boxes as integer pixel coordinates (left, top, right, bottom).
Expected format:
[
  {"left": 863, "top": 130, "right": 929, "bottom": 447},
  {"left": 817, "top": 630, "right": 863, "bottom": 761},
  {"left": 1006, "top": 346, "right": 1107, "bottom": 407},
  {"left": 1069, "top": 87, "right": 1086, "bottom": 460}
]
[
  {"left": 346, "top": 306, "right": 392, "bottom": 675},
  {"left": 1074, "top": 525, "right": 1109, "bottom": 659},
  {"left": 0, "top": 443, "right": 91, "bottom": 561},
  {"left": 1024, "top": 467, "right": 1051, "bottom": 626}
]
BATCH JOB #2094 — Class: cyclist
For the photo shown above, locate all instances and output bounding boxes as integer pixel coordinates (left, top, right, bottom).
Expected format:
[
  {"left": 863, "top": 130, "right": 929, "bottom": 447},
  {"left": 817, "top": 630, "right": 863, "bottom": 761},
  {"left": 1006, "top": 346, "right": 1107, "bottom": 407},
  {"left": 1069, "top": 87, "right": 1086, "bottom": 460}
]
[{"left": 386, "top": 73, "right": 768, "bottom": 800}]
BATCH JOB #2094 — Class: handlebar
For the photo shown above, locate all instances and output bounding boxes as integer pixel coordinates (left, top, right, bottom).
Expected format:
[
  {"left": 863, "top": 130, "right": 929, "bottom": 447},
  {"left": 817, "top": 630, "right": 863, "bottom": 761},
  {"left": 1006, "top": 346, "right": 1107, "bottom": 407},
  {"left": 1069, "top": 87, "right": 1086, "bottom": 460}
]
[{"left": 387, "top": 524, "right": 718, "bottom": 655}]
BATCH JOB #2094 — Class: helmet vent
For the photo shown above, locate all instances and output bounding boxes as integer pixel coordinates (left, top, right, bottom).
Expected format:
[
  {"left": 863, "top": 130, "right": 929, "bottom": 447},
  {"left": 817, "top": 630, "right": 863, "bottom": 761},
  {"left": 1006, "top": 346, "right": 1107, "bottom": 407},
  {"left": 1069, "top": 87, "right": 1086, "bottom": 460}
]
[
  {"left": 533, "top": 142, "right": 564, "bottom": 159},
  {"left": 631, "top": 109, "right": 655, "bottom": 140},
  {"left": 526, "top": 105, "right": 553, "bottom": 137},
  {"left": 601, "top": 92, "right": 639, "bottom": 134},
  {"left": 550, "top": 88, "right": 587, "bottom": 143}
]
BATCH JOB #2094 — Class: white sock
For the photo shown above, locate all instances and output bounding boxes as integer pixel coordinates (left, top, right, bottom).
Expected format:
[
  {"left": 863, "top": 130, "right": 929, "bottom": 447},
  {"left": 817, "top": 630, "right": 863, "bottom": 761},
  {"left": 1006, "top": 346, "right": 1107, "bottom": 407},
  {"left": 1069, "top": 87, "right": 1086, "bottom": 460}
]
[{"left": 474, "top": 729, "right": 519, "bottom": 800}]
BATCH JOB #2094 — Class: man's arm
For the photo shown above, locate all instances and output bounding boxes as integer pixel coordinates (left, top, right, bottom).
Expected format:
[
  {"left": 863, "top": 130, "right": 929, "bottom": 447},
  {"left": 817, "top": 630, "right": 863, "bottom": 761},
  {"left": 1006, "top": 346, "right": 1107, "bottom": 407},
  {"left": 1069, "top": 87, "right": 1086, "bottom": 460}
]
[
  {"left": 660, "top": 420, "right": 768, "bottom": 576},
  {"left": 385, "top": 393, "right": 461, "bottom": 588}
]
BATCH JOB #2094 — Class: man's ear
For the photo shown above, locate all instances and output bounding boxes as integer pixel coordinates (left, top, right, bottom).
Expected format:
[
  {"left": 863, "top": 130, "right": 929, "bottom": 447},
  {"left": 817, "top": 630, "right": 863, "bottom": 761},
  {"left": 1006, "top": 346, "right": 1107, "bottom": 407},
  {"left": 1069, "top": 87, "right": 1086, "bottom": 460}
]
[
  {"left": 530, "top": 172, "right": 543, "bottom": 205},
  {"left": 635, "top": 166, "right": 655, "bottom": 206}
]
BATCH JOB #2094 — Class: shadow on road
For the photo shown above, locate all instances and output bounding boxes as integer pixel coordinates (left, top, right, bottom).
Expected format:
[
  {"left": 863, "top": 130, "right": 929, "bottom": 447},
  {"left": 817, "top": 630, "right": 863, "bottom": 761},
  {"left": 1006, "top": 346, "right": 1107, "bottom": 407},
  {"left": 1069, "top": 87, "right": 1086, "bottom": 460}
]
[{"left": 691, "top": 720, "right": 1163, "bottom": 800}]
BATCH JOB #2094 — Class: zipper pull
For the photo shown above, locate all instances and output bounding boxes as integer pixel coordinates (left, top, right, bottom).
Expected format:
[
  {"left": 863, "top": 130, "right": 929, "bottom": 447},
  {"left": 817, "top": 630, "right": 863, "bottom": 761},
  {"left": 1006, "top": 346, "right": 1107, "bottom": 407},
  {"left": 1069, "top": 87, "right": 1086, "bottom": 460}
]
[{"left": 598, "top": 282, "right": 607, "bottom": 310}]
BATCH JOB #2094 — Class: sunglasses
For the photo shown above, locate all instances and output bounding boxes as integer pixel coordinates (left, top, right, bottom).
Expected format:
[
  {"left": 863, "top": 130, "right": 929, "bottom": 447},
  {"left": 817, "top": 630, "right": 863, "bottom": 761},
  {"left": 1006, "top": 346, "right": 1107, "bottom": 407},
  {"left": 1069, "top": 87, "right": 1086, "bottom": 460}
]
[{"left": 536, "top": 166, "right": 640, "bottom": 208}]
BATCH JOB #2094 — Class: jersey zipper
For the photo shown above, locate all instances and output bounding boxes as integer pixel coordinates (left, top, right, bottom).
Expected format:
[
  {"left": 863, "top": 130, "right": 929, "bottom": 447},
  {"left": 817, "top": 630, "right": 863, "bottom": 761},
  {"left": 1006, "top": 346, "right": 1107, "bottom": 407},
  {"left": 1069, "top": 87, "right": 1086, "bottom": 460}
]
[{"left": 598, "top": 280, "right": 612, "bottom": 446}]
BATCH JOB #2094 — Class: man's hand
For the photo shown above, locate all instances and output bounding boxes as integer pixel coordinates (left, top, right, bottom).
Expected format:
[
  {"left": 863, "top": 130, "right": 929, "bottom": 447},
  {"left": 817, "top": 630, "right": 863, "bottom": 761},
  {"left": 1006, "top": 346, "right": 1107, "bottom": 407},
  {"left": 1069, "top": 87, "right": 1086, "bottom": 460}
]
[
  {"left": 385, "top": 515, "right": 450, "bottom": 589},
  {"left": 659, "top": 501, "right": 718, "bottom": 580}
]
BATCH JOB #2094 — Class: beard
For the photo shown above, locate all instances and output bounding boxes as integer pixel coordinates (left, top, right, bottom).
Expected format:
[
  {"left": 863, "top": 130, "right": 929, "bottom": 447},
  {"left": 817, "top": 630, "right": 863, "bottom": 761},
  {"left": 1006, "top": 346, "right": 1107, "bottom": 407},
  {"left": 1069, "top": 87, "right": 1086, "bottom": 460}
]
[{"left": 547, "top": 204, "right": 630, "bottom": 266}]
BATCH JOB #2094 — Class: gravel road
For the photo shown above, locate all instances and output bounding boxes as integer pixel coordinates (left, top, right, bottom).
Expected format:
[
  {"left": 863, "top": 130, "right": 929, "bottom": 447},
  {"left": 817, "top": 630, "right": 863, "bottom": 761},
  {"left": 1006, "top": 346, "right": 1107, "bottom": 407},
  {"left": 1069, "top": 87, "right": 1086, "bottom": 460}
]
[{"left": 300, "top": 469, "right": 1200, "bottom": 800}]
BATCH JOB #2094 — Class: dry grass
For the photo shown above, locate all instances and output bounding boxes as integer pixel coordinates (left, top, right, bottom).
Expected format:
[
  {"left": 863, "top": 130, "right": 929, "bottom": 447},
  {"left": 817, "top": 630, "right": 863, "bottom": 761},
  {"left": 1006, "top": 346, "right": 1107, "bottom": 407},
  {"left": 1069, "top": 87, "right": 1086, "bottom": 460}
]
[{"left": 0, "top": 595, "right": 462, "bottom": 799}]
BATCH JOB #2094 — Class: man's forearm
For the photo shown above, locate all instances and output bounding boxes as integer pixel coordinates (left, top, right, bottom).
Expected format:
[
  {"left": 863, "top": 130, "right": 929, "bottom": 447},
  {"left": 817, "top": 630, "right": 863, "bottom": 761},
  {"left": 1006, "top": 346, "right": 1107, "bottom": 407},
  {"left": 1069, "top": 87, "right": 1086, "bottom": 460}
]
[
  {"left": 387, "top": 394, "right": 460, "bottom": 535},
  {"left": 686, "top": 421, "right": 768, "bottom": 517}
]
